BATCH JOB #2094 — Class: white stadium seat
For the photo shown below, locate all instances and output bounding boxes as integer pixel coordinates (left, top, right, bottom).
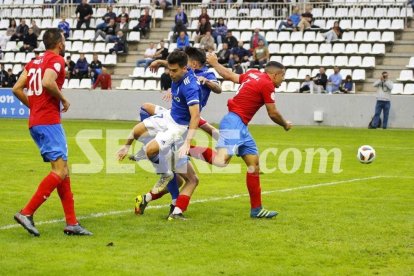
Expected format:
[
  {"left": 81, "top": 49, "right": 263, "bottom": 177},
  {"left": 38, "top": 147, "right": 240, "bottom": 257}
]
[
  {"left": 362, "top": 57, "right": 376, "bottom": 68},
  {"left": 359, "top": 44, "right": 372, "bottom": 54},
  {"left": 372, "top": 44, "right": 385, "bottom": 54},
  {"left": 354, "top": 31, "right": 368, "bottom": 42},
  {"left": 116, "top": 79, "right": 132, "bottom": 90},
  {"left": 308, "top": 56, "right": 322, "bottom": 66},
  {"left": 319, "top": 44, "right": 332, "bottom": 54},
  {"left": 352, "top": 69, "right": 366, "bottom": 81},
  {"left": 295, "top": 56, "right": 308, "bottom": 67},
  {"left": 368, "top": 31, "right": 381, "bottom": 42},
  {"left": 297, "top": 69, "right": 311, "bottom": 80},
  {"left": 332, "top": 43, "right": 345, "bottom": 54},
  {"left": 403, "top": 84, "right": 414, "bottom": 95},
  {"left": 80, "top": 79, "right": 92, "bottom": 89},
  {"left": 397, "top": 70, "right": 414, "bottom": 81},
  {"left": 391, "top": 83, "right": 404, "bottom": 95},
  {"left": 406, "top": 57, "right": 414, "bottom": 69},
  {"left": 104, "top": 54, "right": 117, "bottom": 65},
  {"left": 335, "top": 56, "right": 348, "bottom": 67},
  {"left": 277, "top": 32, "right": 290, "bottom": 42},
  {"left": 129, "top": 67, "right": 145, "bottom": 78},
  {"left": 144, "top": 80, "right": 158, "bottom": 91},
  {"left": 266, "top": 31, "right": 277, "bottom": 42},
  {"left": 322, "top": 56, "right": 335, "bottom": 67},
  {"left": 286, "top": 82, "right": 300, "bottom": 93},
  {"left": 349, "top": 56, "right": 362, "bottom": 67},
  {"left": 280, "top": 44, "right": 293, "bottom": 54},
  {"left": 306, "top": 44, "right": 319, "bottom": 54},
  {"left": 282, "top": 56, "right": 295, "bottom": 67},
  {"left": 381, "top": 31, "right": 395, "bottom": 43},
  {"left": 285, "top": 69, "right": 298, "bottom": 80},
  {"left": 131, "top": 79, "right": 144, "bottom": 90},
  {"left": 68, "top": 79, "right": 80, "bottom": 89}
]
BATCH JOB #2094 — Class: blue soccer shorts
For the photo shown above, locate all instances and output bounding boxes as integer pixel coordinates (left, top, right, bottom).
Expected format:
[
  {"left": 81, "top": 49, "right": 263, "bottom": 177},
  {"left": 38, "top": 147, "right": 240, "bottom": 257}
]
[
  {"left": 216, "top": 112, "right": 258, "bottom": 157},
  {"left": 29, "top": 124, "right": 68, "bottom": 162}
]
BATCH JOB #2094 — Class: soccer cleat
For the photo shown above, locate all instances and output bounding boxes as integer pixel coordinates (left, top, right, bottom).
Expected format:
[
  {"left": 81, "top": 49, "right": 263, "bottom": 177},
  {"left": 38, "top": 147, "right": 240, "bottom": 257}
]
[
  {"left": 250, "top": 207, "right": 278, "bottom": 219},
  {"left": 151, "top": 171, "right": 174, "bottom": 194},
  {"left": 63, "top": 224, "right": 93, "bottom": 236},
  {"left": 167, "top": 213, "right": 187, "bottom": 221},
  {"left": 165, "top": 204, "right": 175, "bottom": 219},
  {"left": 14, "top": 212, "right": 40, "bottom": 237},
  {"left": 134, "top": 194, "right": 149, "bottom": 215},
  {"left": 128, "top": 148, "right": 147, "bottom": 162}
]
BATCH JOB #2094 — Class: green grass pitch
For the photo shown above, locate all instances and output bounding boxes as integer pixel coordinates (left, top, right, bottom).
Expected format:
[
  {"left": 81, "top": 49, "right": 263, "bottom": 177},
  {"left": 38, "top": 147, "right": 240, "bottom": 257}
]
[{"left": 0, "top": 119, "right": 413, "bottom": 275}]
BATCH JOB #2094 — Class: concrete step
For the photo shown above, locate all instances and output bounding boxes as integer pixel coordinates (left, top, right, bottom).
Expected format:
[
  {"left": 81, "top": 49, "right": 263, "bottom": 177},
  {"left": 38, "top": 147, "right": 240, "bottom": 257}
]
[
  {"left": 391, "top": 43, "right": 414, "bottom": 53},
  {"left": 401, "top": 30, "right": 414, "bottom": 40},
  {"left": 372, "top": 69, "right": 401, "bottom": 79},
  {"left": 382, "top": 56, "right": 411, "bottom": 66},
  {"left": 114, "top": 67, "right": 134, "bottom": 75}
]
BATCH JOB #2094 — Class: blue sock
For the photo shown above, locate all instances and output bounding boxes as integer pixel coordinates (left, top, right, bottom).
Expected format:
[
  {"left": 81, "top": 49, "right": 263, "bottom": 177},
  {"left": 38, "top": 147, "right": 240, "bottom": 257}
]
[
  {"left": 167, "top": 174, "right": 179, "bottom": 200},
  {"left": 139, "top": 107, "right": 151, "bottom": 121}
]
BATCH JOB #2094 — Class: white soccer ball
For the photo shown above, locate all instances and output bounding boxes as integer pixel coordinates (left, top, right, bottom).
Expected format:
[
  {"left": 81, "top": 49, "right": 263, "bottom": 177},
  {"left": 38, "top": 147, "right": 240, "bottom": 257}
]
[{"left": 357, "top": 145, "right": 376, "bottom": 164}]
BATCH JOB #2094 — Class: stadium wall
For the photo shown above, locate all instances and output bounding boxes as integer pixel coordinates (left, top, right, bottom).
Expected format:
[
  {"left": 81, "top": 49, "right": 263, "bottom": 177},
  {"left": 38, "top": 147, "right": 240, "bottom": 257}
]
[{"left": 61, "top": 90, "right": 414, "bottom": 129}]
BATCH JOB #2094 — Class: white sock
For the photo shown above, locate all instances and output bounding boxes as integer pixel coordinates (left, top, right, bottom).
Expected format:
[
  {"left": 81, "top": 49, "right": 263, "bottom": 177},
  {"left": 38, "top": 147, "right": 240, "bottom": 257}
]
[
  {"left": 171, "top": 199, "right": 177, "bottom": 206},
  {"left": 172, "top": 206, "right": 182, "bottom": 215},
  {"left": 145, "top": 193, "right": 152, "bottom": 202}
]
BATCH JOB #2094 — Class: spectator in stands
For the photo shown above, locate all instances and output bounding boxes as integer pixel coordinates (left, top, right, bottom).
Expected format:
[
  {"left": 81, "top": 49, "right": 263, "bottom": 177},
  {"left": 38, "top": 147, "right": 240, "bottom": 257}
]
[
  {"left": 58, "top": 16, "right": 71, "bottom": 39},
  {"left": 278, "top": 6, "right": 301, "bottom": 31},
  {"left": 153, "top": 0, "right": 172, "bottom": 11},
  {"left": 370, "top": 72, "right": 393, "bottom": 129},
  {"left": 312, "top": 67, "right": 328, "bottom": 93},
  {"left": 200, "top": 31, "right": 215, "bottom": 51},
  {"left": 195, "top": 17, "right": 212, "bottom": 43},
  {"left": 31, "top": 20, "right": 41, "bottom": 37},
  {"left": 1, "top": 19, "right": 17, "bottom": 48},
  {"left": 97, "top": 5, "right": 117, "bottom": 30},
  {"left": 176, "top": 31, "right": 190, "bottom": 49},
  {"left": 76, "top": 0, "right": 93, "bottom": 29},
  {"left": 198, "top": 7, "right": 210, "bottom": 23},
  {"left": 278, "top": 18, "right": 295, "bottom": 31},
  {"left": 340, "top": 75, "right": 353, "bottom": 93},
  {"left": 0, "top": 65, "right": 9, "bottom": 87},
  {"left": 212, "top": 17, "right": 227, "bottom": 45},
  {"left": 133, "top": 7, "right": 152, "bottom": 39},
  {"left": 171, "top": 20, "right": 187, "bottom": 43},
  {"left": 250, "top": 28, "right": 267, "bottom": 51},
  {"left": 74, "top": 53, "right": 89, "bottom": 79},
  {"left": 5, "top": 68, "right": 16, "bottom": 88},
  {"left": 93, "top": 67, "right": 112, "bottom": 90},
  {"left": 116, "top": 7, "right": 129, "bottom": 23},
  {"left": 223, "top": 31, "right": 238, "bottom": 50},
  {"left": 322, "top": 21, "right": 344, "bottom": 43},
  {"left": 160, "top": 67, "right": 171, "bottom": 92},
  {"left": 217, "top": 43, "right": 230, "bottom": 65},
  {"left": 65, "top": 56, "right": 76, "bottom": 79},
  {"left": 20, "top": 28, "right": 38, "bottom": 53},
  {"left": 299, "top": 75, "right": 313, "bottom": 93},
  {"left": 93, "top": 18, "right": 116, "bottom": 41},
  {"left": 115, "top": 16, "right": 129, "bottom": 35},
  {"left": 136, "top": 42, "right": 157, "bottom": 69},
  {"left": 250, "top": 40, "right": 269, "bottom": 69},
  {"left": 174, "top": 6, "right": 188, "bottom": 28},
  {"left": 89, "top": 53, "right": 103, "bottom": 83},
  {"left": 153, "top": 40, "right": 169, "bottom": 61},
  {"left": 298, "top": 13, "right": 312, "bottom": 31},
  {"left": 327, "top": 66, "right": 343, "bottom": 93},
  {"left": 228, "top": 41, "right": 251, "bottom": 70},
  {"left": 109, "top": 31, "right": 127, "bottom": 54},
  {"left": 10, "top": 19, "right": 29, "bottom": 42}
]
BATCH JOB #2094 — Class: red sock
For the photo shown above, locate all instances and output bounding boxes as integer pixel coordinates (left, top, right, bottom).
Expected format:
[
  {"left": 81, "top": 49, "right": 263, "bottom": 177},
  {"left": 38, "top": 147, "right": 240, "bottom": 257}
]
[
  {"left": 175, "top": 195, "right": 190, "bottom": 212},
  {"left": 149, "top": 190, "right": 168, "bottom": 201},
  {"left": 189, "top": 145, "right": 216, "bottom": 164},
  {"left": 57, "top": 176, "right": 78, "bottom": 225},
  {"left": 21, "top": 172, "right": 62, "bottom": 216},
  {"left": 246, "top": 172, "right": 262, "bottom": 209}
]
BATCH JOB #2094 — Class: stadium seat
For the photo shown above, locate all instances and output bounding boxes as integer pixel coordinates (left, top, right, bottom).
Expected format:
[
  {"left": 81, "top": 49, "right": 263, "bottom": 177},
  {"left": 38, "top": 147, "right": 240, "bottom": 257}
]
[
  {"left": 359, "top": 44, "right": 372, "bottom": 54},
  {"left": 391, "top": 19, "right": 404, "bottom": 30},
  {"left": 323, "top": 8, "right": 336, "bottom": 18},
  {"left": 375, "top": 8, "right": 387, "bottom": 18},
  {"left": 293, "top": 44, "right": 306, "bottom": 54},
  {"left": 322, "top": 56, "right": 335, "bottom": 67},
  {"left": 144, "top": 69, "right": 157, "bottom": 78},
  {"left": 251, "top": 20, "right": 263, "bottom": 30},
  {"left": 391, "top": 83, "right": 404, "bottom": 95},
  {"left": 387, "top": 7, "right": 400, "bottom": 18},
  {"left": 68, "top": 79, "right": 80, "bottom": 89},
  {"left": 82, "top": 42, "right": 94, "bottom": 53},
  {"left": 277, "top": 82, "right": 287, "bottom": 92},
  {"left": 381, "top": 31, "right": 395, "bottom": 43},
  {"left": 5, "top": 41, "right": 17, "bottom": 51},
  {"left": 372, "top": 43, "right": 385, "bottom": 54},
  {"left": 361, "top": 8, "right": 374, "bottom": 18},
  {"left": 2, "top": 53, "right": 14, "bottom": 62},
  {"left": 290, "top": 32, "right": 303, "bottom": 42},
  {"left": 397, "top": 70, "right": 414, "bottom": 81},
  {"left": 308, "top": 56, "right": 322, "bottom": 66},
  {"left": 105, "top": 43, "right": 115, "bottom": 53},
  {"left": 365, "top": 20, "right": 378, "bottom": 30},
  {"left": 25, "top": 52, "right": 35, "bottom": 62},
  {"left": 266, "top": 31, "right": 277, "bottom": 42},
  {"left": 352, "top": 19, "right": 365, "bottom": 30},
  {"left": 341, "top": 31, "right": 354, "bottom": 42},
  {"left": 80, "top": 79, "right": 92, "bottom": 89},
  {"left": 406, "top": 57, "right": 414, "bottom": 69},
  {"left": 345, "top": 43, "right": 358, "bottom": 54},
  {"left": 12, "top": 64, "right": 22, "bottom": 75},
  {"left": 312, "top": 8, "right": 323, "bottom": 18},
  {"left": 262, "top": 8, "right": 274, "bottom": 18},
  {"left": 332, "top": 43, "right": 345, "bottom": 54},
  {"left": 221, "top": 81, "right": 234, "bottom": 92},
  {"left": 250, "top": 9, "right": 262, "bottom": 18},
  {"left": 240, "top": 31, "right": 252, "bottom": 42},
  {"left": 295, "top": 56, "right": 308, "bottom": 67},
  {"left": 72, "top": 41, "right": 83, "bottom": 52},
  {"left": 378, "top": 19, "right": 391, "bottom": 30},
  {"left": 128, "top": 31, "right": 140, "bottom": 42},
  {"left": 282, "top": 56, "right": 295, "bottom": 67},
  {"left": 339, "top": 19, "right": 352, "bottom": 30},
  {"left": 131, "top": 79, "right": 144, "bottom": 90},
  {"left": 270, "top": 56, "right": 282, "bottom": 63},
  {"left": 319, "top": 44, "right": 332, "bottom": 54},
  {"left": 227, "top": 20, "right": 238, "bottom": 30},
  {"left": 14, "top": 52, "right": 25, "bottom": 63},
  {"left": 104, "top": 54, "right": 117, "bottom": 65},
  {"left": 362, "top": 57, "right": 376, "bottom": 68},
  {"left": 226, "top": 9, "right": 237, "bottom": 18},
  {"left": 368, "top": 31, "right": 382, "bottom": 42},
  {"left": 286, "top": 82, "right": 300, "bottom": 93},
  {"left": 403, "top": 84, "right": 414, "bottom": 94},
  {"left": 313, "top": 19, "right": 325, "bottom": 29},
  {"left": 277, "top": 32, "right": 290, "bottom": 42},
  {"left": 129, "top": 67, "right": 144, "bottom": 78},
  {"left": 268, "top": 44, "right": 279, "bottom": 54},
  {"left": 263, "top": 20, "right": 276, "bottom": 30},
  {"left": 348, "top": 56, "right": 362, "bottom": 67},
  {"left": 62, "top": 79, "right": 69, "bottom": 89},
  {"left": 306, "top": 44, "right": 319, "bottom": 54},
  {"left": 352, "top": 69, "right": 366, "bottom": 80},
  {"left": 336, "top": 8, "right": 348, "bottom": 18},
  {"left": 239, "top": 20, "right": 251, "bottom": 30},
  {"left": 116, "top": 79, "right": 132, "bottom": 90},
  {"left": 214, "top": 9, "right": 225, "bottom": 18},
  {"left": 144, "top": 80, "right": 158, "bottom": 91},
  {"left": 335, "top": 56, "right": 348, "bottom": 67},
  {"left": 285, "top": 69, "right": 298, "bottom": 80},
  {"left": 297, "top": 69, "right": 311, "bottom": 80},
  {"left": 348, "top": 7, "right": 361, "bottom": 18},
  {"left": 341, "top": 69, "right": 352, "bottom": 79},
  {"left": 280, "top": 44, "right": 293, "bottom": 54},
  {"left": 354, "top": 31, "right": 368, "bottom": 42}
]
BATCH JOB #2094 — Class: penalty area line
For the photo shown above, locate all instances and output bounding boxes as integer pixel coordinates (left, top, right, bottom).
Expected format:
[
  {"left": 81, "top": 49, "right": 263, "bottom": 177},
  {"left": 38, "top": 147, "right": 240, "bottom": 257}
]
[{"left": 0, "top": 175, "right": 384, "bottom": 231}]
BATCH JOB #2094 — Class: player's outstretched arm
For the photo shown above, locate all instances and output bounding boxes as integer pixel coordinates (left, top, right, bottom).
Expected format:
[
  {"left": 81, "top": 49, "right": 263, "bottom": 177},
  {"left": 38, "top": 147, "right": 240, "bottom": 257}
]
[
  {"left": 12, "top": 69, "right": 29, "bottom": 108},
  {"left": 265, "top": 103, "right": 292, "bottom": 131},
  {"left": 149, "top": 59, "right": 168, "bottom": 73},
  {"left": 42, "top": 69, "right": 70, "bottom": 112},
  {"left": 206, "top": 52, "right": 240, "bottom": 84}
]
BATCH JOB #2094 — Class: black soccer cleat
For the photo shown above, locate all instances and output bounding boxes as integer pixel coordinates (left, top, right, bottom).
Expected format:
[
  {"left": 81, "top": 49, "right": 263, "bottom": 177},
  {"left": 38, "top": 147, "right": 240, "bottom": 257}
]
[
  {"left": 14, "top": 212, "right": 40, "bottom": 237},
  {"left": 167, "top": 213, "right": 187, "bottom": 221},
  {"left": 63, "top": 224, "right": 93, "bottom": 236}
]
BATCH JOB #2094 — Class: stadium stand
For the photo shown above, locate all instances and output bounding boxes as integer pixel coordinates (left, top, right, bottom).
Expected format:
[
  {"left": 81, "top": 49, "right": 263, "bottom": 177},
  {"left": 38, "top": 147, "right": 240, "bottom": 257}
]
[{"left": 0, "top": 1, "right": 412, "bottom": 93}]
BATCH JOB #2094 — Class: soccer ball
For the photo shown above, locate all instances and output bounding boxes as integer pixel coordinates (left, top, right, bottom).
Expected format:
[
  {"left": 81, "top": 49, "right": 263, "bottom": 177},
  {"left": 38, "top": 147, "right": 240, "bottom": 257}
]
[{"left": 357, "top": 145, "right": 376, "bottom": 164}]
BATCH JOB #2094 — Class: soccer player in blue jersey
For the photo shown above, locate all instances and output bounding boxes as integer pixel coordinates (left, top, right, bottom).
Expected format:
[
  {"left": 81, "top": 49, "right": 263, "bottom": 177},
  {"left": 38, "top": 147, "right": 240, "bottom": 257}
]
[
  {"left": 130, "top": 47, "right": 221, "bottom": 217},
  {"left": 117, "top": 50, "right": 201, "bottom": 220}
]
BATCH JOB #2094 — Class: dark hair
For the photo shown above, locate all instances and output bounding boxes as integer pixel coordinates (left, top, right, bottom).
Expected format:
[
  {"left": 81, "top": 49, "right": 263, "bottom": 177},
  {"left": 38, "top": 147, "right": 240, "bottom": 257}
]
[
  {"left": 185, "top": 47, "right": 206, "bottom": 65},
  {"left": 9, "top": 19, "right": 16, "bottom": 28},
  {"left": 167, "top": 50, "right": 188, "bottom": 67},
  {"left": 43, "top": 28, "right": 63, "bottom": 50},
  {"left": 346, "top": 75, "right": 352, "bottom": 81},
  {"left": 265, "top": 61, "right": 285, "bottom": 70},
  {"left": 382, "top": 71, "right": 388, "bottom": 75}
]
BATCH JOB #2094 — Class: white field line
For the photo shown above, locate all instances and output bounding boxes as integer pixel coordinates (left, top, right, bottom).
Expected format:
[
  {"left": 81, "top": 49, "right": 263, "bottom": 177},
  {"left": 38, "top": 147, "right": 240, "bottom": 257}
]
[{"left": 0, "top": 175, "right": 401, "bottom": 231}]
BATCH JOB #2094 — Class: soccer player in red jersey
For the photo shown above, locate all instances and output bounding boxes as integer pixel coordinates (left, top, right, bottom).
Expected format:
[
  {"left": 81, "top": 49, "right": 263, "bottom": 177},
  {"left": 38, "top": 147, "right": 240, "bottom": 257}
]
[
  {"left": 12, "top": 29, "right": 92, "bottom": 236},
  {"left": 202, "top": 53, "right": 292, "bottom": 218}
]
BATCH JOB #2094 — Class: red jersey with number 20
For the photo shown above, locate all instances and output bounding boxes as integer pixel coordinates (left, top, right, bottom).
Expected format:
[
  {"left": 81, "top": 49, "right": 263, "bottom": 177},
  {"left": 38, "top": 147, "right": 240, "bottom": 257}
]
[
  {"left": 227, "top": 70, "right": 276, "bottom": 125},
  {"left": 24, "top": 50, "right": 66, "bottom": 128}
]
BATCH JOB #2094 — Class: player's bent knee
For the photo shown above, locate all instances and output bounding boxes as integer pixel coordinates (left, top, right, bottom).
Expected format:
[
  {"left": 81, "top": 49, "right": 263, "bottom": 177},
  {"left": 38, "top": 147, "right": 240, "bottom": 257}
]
[
  {"left": 141, "top": 103, "right": 155, "bottom": 115},
  {"left": 247, "top": 165, "right": 260, "bottom": 174}
]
